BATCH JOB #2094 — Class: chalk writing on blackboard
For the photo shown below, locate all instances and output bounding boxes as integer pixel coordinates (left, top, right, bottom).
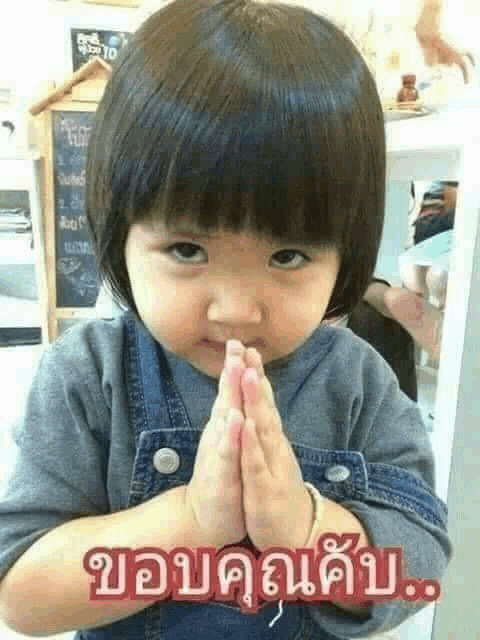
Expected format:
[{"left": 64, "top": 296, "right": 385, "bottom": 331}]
[
  {"left": 57, "top": 171, "right": 86, "bottom": 187},
  {"left": 53, "top": 111, "right": 100, "bottom": 307}
]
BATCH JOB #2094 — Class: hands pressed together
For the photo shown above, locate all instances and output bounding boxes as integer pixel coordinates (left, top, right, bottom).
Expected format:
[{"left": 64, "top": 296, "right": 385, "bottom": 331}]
[{"left": 185, "top": 339, "right": 315, "bottom": 552}]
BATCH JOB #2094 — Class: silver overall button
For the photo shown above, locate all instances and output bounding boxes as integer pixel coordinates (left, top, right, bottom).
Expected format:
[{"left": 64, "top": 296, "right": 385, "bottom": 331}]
[
  {"left": 325, "top": 464, "right": 350, "bottom": 482},
  {"left": 153, "top": 448, "right": 180, "bottom": 474}
]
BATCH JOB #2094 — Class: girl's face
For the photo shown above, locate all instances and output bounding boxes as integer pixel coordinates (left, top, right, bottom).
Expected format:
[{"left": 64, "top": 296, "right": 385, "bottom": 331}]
[{"left": 124, "top": 218, "right": 340, "bottom": 379}]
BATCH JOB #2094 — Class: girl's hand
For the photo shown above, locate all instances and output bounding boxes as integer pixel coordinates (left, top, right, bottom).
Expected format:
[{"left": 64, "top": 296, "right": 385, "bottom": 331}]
[
  {"left": 185, "top": 340, "right": 247, "bottom": 549},
  {"left": 240, "top": 348, "right": 314, "bottom": 551}
]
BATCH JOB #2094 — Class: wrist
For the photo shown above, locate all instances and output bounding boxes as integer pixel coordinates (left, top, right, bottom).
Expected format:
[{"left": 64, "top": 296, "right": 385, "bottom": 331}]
[
  {"left": 303, "top": 483, "right": 373, "bottom": 615},
  {"left": 304, "top": 482, "right": 326, "bottom": 547},
  {"left": 303, "top": 482, "right": 371, "bottom": 550},
  {"left": 177, "top": 485, "right": 214, "bottom": 549}
]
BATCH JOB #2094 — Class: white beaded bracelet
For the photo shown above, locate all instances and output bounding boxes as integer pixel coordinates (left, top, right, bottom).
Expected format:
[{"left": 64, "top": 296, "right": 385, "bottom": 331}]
[{"left": 304, "top": 482, "right": 326, "bottom": 548}]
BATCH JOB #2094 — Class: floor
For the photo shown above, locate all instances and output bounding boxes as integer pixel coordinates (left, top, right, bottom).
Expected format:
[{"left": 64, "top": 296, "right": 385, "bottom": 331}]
[{"left": 0, "top": 343, "right": 440, "bottom": 640}]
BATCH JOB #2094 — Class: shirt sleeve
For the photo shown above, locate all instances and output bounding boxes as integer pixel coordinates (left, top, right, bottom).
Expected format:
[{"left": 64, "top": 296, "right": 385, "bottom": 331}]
[
  {"left": 305, "top": 339, "right": 452, "bottom": 638},
  {"left": 0, "top": 328, "right": 111, "bottom": 583}
]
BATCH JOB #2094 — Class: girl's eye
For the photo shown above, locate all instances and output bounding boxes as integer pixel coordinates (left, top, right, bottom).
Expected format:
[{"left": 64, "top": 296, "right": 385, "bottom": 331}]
[
  {"left": 166, "top": 242, "right": 206, "bottom": 263},
  {"left": 271, "top": 250, "right": 310, "bottom": 269},
  {"left": 165, "top": 243, "right": 310, "bottom": 268}
]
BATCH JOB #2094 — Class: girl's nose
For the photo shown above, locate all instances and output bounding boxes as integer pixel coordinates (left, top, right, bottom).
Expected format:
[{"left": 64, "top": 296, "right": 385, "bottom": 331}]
[{"left": 206, "top": 286, "right": 262, "bottom": 324}]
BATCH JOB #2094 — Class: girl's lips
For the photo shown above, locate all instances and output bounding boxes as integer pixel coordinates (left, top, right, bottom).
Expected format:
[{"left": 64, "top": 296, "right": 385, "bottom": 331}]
[
  {"left": 199, "top": 339, "right": 262, "bottom": 352},
  {"left": 199, "top": 339, "right": 227, "bottom": 353}
]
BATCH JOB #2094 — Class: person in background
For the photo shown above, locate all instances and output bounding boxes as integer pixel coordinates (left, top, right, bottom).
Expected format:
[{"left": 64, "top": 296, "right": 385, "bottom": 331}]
[
  {"left": 362, "top": 280, "right": 444, "bottom": 363},
  {"left": 357, "top": 180, "right": 457, "bottom": 365},
  {"left": 356, "top": 0, "right": 469, "bottom": 362}
]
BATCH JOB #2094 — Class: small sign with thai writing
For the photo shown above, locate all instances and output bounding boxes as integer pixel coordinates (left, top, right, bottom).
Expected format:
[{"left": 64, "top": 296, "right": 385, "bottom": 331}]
[{"left": 71, "top": 28, "right": 131, "bottom": 72}]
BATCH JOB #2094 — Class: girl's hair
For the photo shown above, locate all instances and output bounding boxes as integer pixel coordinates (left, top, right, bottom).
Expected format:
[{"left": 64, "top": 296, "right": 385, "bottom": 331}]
[{"left": 85, "top": 0, "right": 385, "bottom": 318}]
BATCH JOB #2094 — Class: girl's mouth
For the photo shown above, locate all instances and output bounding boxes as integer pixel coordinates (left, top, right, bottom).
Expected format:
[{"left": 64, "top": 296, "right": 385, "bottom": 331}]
[
  {"left": 199, "top": 339, "right": 262, "bottom": 353},
  {"left": 200, "top": 339, "right": 227, "bottom": 353}
]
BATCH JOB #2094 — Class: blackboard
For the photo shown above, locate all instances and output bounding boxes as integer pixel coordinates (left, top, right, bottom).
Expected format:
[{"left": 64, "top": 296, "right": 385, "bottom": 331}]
[
  {"left": 71, "top": 29, "right": 130, "bottom": 72},
  {"left": 53, "top": 111, "right": 100, "bottom": 308}
]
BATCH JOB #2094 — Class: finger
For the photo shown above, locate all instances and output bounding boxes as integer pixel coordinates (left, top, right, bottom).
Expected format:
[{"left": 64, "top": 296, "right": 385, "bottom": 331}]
[
  {"left": 245, "top": 347, "right": 275, "bottom": 408},
  {"left": 241, "top": 368, "right": 266, "bottom": 430},
  {"left": 209, "top": 406, "right": 230, "bottom": 445},
  {"left": 227, "top": 409, "right": 244, "bottom": 451},
  {"left": 243, "top": 378, "right": 293, "bottom": 477},
  {"left": 216, "top": 340, "right": 246, "bottom": 412},
  {"left": 241, "top": 417, "right": 269, "bottom": 481},
  {"left": 211, "top": 364, "right": 244, "bottom": 426},
  {"left": 245, "top": 346, "right": 263, "bottom": 377},
  {"left": 217, "top": 408, "right": 243, "bottom": 482},
  {"left": 241, "top": 366, "right": 283, "bottom": 442},
  {"left": 212, "top": 407, "right": 237, "bottom": 450}
]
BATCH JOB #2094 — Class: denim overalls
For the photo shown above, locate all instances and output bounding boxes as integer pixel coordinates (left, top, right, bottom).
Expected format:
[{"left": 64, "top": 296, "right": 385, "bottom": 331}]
[{"left": 76, "top": 312, "right": 449, "bottom": 640}]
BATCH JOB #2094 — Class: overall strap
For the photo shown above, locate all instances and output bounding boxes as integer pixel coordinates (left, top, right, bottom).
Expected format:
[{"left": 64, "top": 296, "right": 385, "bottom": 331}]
[{"left": 123, "top": 311, "right": 192, "bottom": 445}]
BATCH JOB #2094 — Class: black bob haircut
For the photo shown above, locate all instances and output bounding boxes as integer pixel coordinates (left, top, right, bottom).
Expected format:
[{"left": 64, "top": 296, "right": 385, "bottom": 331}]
[{"left": 85, "top": 0, "right": 386, "bottom": 319}]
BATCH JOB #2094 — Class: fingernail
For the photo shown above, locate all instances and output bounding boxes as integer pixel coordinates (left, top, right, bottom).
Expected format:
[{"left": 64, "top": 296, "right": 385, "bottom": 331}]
[
  {"left": 227, "top": 339, "right": 244, "bottom": 355},
  {"left": 247, "top": 368, "right": 258, "bottom": 385}
]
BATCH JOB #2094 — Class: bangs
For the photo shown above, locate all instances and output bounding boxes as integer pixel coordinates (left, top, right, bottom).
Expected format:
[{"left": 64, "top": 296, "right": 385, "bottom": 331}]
[{"left": 111, "top": 104, "right": 367, "bottom": 252}]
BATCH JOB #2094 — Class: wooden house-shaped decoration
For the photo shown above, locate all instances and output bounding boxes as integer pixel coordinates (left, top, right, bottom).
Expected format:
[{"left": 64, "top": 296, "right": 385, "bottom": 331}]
[{"left": 29, "top": 56, "right": 112, "bottom": 342}]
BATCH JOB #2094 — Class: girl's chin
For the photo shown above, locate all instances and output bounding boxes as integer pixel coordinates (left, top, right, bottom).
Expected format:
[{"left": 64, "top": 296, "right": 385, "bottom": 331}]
[
  {"left": 194, "top": 338, "right": 228, "bottom": 354},
  {"left": 189, "top": 358, "right": 223, "bottom": 380}
]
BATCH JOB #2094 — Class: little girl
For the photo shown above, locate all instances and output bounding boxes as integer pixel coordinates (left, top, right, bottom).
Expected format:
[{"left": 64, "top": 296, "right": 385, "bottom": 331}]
[{"left": 0, "top": 0, "right": 451, "bottom": 638}]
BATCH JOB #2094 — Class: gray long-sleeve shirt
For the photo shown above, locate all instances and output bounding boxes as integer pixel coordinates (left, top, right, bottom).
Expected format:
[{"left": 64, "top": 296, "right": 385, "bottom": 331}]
[{"left": 0, "top": 314, "right": 451, "bottom": 638}]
